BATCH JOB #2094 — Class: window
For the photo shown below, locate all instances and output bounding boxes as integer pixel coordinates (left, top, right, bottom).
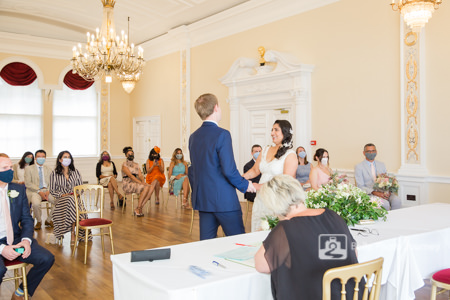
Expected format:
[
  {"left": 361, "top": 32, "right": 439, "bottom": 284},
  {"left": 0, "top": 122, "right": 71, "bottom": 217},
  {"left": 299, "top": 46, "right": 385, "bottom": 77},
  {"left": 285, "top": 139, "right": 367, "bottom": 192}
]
[
  {"left": 0, "top": 77, "right": 42, "bottom": 157},
  {"left": 53, "top": 84, "right": 99, "bottom": 156}
]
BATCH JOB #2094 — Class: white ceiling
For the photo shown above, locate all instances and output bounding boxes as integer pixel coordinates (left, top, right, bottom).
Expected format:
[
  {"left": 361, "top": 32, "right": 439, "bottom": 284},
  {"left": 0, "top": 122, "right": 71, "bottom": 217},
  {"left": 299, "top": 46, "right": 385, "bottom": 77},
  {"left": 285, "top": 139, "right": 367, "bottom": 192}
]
[{"left": 0, "top": 0, "right": 250, "bottom": 45}]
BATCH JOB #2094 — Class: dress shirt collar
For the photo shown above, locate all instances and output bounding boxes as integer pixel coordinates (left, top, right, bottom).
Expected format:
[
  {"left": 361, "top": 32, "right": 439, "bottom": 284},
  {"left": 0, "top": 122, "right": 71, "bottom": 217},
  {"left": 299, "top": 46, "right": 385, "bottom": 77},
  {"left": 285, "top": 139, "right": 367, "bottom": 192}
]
[{"left": 203, "top": 120, "right": 218, "bottom": 126}]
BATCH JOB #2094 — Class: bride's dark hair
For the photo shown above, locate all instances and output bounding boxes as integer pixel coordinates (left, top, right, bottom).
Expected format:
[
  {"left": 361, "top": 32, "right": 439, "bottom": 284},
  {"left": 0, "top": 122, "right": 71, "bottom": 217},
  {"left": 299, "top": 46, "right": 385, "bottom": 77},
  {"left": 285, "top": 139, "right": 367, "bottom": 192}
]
[{"left": 274, "top": 120, "right": 293, "bottom": 159}]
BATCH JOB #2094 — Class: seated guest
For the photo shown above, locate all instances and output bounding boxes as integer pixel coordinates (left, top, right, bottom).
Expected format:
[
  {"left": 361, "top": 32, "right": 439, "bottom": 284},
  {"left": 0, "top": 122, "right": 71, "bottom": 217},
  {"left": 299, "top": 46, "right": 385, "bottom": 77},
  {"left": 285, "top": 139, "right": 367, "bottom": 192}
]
[
  {"left": 168, "top": 148, "right": 190, "bottom": 208},
  {"left": 295, "top": 146, "right": 311, "bottom": 190},
  {"left": 24, "top": 149, "right": 56, "bottom": 230},
  {"left": 254, "top": 175, "right": 361, "bottom": 300},
  {"left": 49, "top": 151, "right": 86, "bottom": 244},
  {"left": 243, "top": 144, "right": 262, "bottom": 203},
  {"left": 122, "top": 147, "right": 155, "bottom": 217},
  {"left": 0, "top": 153, "right": 54, "bottom": 300},
  {"left": 12, "top": 151, "right": 34, "bottom": 184},
  {"left": 309, "top": 148, "right": 331, "bottom": 190},
  {"left": 354, "top": 143, "right": 401, "bottom": 210},
  {"left": 145, "top": 146, "right": 165, "bottom": 205},
  {"left": 96, "top": 150, "right": 124, "bottom": 210}
]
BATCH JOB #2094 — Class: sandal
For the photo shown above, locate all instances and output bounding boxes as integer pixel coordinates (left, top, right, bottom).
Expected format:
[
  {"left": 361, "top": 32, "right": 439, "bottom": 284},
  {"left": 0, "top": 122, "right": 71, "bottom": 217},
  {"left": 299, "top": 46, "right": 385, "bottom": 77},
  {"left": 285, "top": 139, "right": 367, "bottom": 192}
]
[
  {"left": 110, "top": 202, "right": 115, "bottom": 210},
  {"left": 182, "top": 199, "right": 191, "bottom": 209},
  {"left": 134, "top": 207, "right": 144, "bottom": 217}
]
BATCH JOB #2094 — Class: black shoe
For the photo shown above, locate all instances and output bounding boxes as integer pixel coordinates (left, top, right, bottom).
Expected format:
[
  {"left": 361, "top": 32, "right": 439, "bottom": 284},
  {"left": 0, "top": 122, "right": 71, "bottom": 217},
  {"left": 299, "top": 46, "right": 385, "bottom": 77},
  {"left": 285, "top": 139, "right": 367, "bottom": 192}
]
[{"left": 118, "top": 199, "right": 124, "bottom": 207}]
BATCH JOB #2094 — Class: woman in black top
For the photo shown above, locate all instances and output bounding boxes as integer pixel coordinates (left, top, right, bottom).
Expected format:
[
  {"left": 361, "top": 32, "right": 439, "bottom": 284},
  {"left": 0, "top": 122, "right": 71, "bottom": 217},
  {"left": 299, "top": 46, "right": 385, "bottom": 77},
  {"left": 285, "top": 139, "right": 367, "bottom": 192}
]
[
  {"left": 96, "top": 150, "right": 124, "bottom": 209},
  {"left": 254, "top": 175, "right": 362, "bottom": 300}
]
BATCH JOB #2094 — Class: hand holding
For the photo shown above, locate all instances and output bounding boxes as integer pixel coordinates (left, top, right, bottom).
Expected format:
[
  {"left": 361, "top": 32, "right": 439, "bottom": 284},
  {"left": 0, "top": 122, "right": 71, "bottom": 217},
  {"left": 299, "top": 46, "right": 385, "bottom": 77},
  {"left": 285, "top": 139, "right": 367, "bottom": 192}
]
[
  {"left": 253, "top": 183, "right": 262, "bottom": 191},
  {"left": 1, "top": 245, "right": 21, "bottom": 261},
  {"left": 247, "top": 181, "right": 256, "bottom": 193},
  {"left": 15, "top": 240, "right": 31, "bottom": 259}
]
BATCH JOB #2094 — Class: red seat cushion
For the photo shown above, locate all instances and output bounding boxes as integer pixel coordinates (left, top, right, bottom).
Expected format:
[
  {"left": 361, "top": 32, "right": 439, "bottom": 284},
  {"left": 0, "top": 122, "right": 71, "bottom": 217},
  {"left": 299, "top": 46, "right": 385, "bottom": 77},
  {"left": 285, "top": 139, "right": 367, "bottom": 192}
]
[
  {"left": 4, "top": 259, "right": 25, "bottom": 267},
  {"left": 432, "top": 268, "right": 450, "bottom": 284},
  {"left": 79, "top": 218, "right": 112, "bottom": 227}
]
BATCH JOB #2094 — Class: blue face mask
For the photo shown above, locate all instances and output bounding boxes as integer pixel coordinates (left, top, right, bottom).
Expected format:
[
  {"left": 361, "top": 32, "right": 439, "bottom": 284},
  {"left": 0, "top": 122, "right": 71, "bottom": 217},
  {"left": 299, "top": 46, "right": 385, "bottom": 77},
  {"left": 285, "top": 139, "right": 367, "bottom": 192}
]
[
  {"left": 0, "top": 169, "right": 14, "bottom": 183},
  {"left": 24, "top": 157, "right": 32, "bottom": 164},
  {"left": 253, "top": 152, "right": 260, "bottom": 160},
  {"left": 298, "top": 151, "right": 307, "bottom": 159},
  {"left": 36, "top": 157, "right": 46, "bottom": 165}
]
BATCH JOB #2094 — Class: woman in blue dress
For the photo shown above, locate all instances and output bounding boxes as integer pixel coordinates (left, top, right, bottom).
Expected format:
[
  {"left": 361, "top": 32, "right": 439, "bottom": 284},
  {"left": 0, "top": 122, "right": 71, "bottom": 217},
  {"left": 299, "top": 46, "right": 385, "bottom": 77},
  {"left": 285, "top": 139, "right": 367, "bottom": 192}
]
[
  {"left": 296, "top": 146, "right": 311, "bottom": 191},
  {"left": 168, "top": 148, "right": 190, "bottom": 208}
]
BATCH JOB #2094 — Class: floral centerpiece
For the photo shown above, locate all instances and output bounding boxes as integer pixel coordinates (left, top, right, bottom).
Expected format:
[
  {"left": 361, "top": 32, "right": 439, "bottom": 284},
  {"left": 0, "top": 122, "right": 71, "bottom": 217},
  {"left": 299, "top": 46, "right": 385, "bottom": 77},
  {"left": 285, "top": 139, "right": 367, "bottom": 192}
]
[
  {"left": 373, "top": 173, "right": 399, "bottom": 194},
  {"left": 328, "top": 171, "right": 349, "bottom": 186},
  {"left": 305, "top": 182, "right": 387, "bottom": 226}
]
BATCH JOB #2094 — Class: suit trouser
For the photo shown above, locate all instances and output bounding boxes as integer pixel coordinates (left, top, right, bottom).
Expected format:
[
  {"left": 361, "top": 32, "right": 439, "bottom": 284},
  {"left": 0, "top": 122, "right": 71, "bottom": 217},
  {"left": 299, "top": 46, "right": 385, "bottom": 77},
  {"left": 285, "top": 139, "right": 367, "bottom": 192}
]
[
  {"left": 26, "top": 190, "right": 56, "bottom": 223},
  {"left": 199, "top": 210, "right": 245, "bottom": 240},
  {"left": 0, "top": 237, "right": 54, "bottom": 296}
]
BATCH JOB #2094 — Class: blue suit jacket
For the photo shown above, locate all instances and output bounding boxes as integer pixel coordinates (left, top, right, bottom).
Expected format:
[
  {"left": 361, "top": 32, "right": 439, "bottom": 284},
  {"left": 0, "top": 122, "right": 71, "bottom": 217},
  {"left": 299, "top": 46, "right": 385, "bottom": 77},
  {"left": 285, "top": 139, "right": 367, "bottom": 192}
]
[
  {"left": 189, "top": 122, "right": 248, "bottom": 212},
  {"left": 2, "top": 183, "right": 34, "bottom": 244},
  {"left": 354, "top": 160, "right": 387, "bottom": 194}
]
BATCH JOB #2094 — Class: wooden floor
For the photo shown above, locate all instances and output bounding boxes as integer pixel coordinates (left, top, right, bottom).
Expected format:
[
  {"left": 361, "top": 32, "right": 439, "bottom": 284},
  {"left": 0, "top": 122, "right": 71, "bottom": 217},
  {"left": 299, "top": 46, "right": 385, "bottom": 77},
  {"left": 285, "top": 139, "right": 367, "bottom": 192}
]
[{"left": 0, "top": 190, "right": 446, "bottom": 300}]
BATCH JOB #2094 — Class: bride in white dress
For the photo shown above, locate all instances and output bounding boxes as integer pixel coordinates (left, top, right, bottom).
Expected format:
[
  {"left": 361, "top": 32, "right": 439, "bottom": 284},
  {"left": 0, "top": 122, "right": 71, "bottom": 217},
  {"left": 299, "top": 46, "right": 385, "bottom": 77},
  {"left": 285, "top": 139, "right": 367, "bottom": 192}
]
[{"left": 243, "top": 120, "right": 298, "bottom": 231}]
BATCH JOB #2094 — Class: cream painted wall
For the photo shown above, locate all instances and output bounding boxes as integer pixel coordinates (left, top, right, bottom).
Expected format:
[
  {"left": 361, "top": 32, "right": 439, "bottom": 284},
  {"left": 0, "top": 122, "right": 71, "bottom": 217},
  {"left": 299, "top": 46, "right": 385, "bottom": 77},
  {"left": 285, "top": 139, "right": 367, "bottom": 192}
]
[
  {"left": 109, "top": 79, "right": 132, "bottom": 156},
  {"left": 189, "top": 0, "right": 401, "bottom": 172},
  {"left": 129, "top": 52, "right": 181, "bottom": 159}
]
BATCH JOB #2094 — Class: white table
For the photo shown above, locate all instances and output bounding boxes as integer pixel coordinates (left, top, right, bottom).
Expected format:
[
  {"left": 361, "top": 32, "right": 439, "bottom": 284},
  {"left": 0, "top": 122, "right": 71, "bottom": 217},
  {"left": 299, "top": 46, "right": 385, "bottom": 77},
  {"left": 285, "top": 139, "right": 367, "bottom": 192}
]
[{"left": 111, "top": 203, "right": 450, "bottom": 300}]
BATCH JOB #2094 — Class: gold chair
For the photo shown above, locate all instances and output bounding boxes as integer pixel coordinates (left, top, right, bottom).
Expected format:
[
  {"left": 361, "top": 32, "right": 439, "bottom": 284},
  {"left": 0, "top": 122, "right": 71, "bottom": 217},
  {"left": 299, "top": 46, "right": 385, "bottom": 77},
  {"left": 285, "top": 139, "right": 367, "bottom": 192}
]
[
  {"left": 244, "top": 200, "right": 253, "bottom": 227},
  {"left": 3, "top": 260, "right": 29, "bottom": 300},
  {"left": 430, "top": 268, "right": 450, "bottom": 299},
  {"left": 72, "top": 184, "right": 114, "bottom": 264},
  {"left": 322, "top": 257, "right": 384, "bottom": 300}
]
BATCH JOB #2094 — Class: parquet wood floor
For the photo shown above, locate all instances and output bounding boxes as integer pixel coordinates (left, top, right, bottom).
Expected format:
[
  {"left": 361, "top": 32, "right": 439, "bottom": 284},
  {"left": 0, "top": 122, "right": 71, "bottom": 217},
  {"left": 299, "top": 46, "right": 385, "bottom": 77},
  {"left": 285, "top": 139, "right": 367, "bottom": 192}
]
[{"left": 0, "top": 191, "right": 444, "bottom": 299}]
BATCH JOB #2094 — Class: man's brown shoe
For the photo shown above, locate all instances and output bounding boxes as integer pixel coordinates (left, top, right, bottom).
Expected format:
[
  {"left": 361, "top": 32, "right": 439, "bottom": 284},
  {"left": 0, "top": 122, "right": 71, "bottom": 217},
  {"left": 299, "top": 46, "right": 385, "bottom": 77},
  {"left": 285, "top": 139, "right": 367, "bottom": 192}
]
[
  {"left": 45, "top": 220, "right": 54, "bottom": 228},
  {"left": 34, "top": 221, "right": 41, "bottom": 230}
]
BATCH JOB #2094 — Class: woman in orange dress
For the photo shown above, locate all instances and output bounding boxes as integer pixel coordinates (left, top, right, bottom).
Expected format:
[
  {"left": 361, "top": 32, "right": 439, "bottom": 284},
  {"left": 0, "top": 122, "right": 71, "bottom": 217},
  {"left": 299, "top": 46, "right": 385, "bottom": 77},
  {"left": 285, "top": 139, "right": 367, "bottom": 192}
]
[{"left": 145, "top": 146, "right": 166, "bottom": 204}]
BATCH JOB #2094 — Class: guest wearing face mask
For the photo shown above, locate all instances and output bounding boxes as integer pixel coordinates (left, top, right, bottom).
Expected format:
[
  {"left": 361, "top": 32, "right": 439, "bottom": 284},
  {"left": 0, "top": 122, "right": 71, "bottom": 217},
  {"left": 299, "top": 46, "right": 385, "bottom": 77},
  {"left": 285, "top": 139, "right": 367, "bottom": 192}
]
[
  {"left": 49, "top": 151, "right": 87, "bottom": 245},
  {"left": 12, "top": 151, "right": 34, "bottom": 184},
  {"left": 122, "top": 146, "right": 155, "bottom": 217},
  {"left": 309, "top": 148, "right": 331, "bottom": 190},
  {"left": 145, "top": 146, "right": 166, "bottom": 205},
  {"left": 243, "top": 144, "right": 262, "bottom": 203},
  {"left": 168, "top": 148, "right": 190, "bottom": 208},
  {"left": 295, "top": 146, "right": 311, "bottom": 191},
  {"left": 354, "top": 143, "right": 401, "bottom": 210},
  {"left": 24, "top": 149, "right": 56, "bottom": 230},
  {"left": 96, "top": 150, "right": 124, "bottom": 210}
]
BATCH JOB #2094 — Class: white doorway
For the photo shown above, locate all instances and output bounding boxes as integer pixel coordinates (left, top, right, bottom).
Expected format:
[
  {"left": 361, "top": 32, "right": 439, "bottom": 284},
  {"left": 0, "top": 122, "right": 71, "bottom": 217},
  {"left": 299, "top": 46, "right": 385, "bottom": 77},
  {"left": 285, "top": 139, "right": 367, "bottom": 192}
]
[
  {"left": 133, "top": 116, "right": 161, "bottom": 165},
  {"left": 248, "top": 109, "right": 292, "bottom": 149}
]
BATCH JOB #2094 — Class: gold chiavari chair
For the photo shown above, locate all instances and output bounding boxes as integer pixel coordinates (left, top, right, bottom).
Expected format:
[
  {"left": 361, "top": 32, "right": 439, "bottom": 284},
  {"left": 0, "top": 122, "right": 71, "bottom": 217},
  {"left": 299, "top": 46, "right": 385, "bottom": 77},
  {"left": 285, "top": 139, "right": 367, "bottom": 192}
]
[
  {"left": 72, "top": 184, "right": 114, "bottom": 264},
  {"left": 3, "top": 260, "right": 29, "bottom": 300}
]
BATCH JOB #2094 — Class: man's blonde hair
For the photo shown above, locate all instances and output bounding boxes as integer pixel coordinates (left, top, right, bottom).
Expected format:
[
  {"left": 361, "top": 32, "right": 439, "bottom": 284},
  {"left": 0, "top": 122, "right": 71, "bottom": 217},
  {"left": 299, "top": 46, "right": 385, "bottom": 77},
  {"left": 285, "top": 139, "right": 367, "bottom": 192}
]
[
  {"left": 259, "top": 174, "right": 306, "bottom": 217},
  {"left": 0, "top": 153, "right": 9, "bottom": 158},
  {"left": 195, "top": 93, "right": 218, "bottom": 120}
]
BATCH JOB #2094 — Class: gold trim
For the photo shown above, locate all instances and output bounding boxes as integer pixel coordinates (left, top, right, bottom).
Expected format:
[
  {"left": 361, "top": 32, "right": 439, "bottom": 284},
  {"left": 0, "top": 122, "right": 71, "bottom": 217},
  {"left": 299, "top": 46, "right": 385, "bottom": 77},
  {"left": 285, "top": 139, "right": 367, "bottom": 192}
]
[{"left": 404, "top": 32, "right": 418, "bottom": 46}]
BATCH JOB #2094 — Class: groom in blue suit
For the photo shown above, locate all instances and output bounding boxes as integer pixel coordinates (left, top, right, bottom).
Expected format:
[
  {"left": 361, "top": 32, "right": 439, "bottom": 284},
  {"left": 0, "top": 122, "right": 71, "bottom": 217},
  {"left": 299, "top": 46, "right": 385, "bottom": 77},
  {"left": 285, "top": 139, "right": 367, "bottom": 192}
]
[
  {"left": 189, "top": 94, "right": 256, "bottom": 240},
  {"left": 0, "top": 154, "right": 54, "bottom": 300}
]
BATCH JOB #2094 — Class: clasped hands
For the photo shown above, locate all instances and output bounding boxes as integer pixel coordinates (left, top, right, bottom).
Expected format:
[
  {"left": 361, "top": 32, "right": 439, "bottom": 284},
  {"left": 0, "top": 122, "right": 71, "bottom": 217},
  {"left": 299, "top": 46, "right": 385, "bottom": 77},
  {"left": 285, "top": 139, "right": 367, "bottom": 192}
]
[
  {"left": 247, "top": 181, "right": 260, "bottom": 193},
  {"left": 2, "top": 240, "right": 31, "bottom": 260},
  {"left": 372, "top": 190, "right": 390, "bottom": 200}
]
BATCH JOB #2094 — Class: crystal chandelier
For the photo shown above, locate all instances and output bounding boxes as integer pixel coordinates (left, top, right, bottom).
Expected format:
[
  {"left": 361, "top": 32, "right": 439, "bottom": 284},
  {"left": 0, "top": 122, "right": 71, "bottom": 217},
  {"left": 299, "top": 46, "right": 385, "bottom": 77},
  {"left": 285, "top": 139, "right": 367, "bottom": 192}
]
[
  {"left": 391, "top": 0, "right": 442, "bottom": 32},
  {"left": 70, "top": 0, "right": 144, "bottom": 94}
]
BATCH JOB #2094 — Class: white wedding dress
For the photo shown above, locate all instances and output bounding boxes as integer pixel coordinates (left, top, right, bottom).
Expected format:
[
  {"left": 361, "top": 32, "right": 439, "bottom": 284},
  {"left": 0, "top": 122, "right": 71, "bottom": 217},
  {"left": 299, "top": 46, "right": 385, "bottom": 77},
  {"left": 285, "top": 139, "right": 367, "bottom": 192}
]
[{"left": 251, "top": 145, "right": 296, "bottom": 232}]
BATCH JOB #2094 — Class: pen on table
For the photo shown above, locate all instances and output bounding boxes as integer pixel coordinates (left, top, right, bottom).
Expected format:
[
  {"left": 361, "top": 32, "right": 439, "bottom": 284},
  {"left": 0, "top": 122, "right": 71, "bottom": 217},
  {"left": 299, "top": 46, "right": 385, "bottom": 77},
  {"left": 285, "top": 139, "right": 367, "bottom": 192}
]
[
  {"left": 212, "top": 261, "right": 226, "bottom": 268},
  {"left": 235, "top": 243, "right": 256, "bottom": 247}
]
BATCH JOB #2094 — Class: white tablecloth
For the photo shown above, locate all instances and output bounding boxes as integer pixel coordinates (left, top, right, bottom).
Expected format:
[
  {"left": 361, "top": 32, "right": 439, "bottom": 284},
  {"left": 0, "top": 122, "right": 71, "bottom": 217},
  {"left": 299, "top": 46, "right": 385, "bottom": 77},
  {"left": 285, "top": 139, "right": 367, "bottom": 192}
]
[{"left": 111, "top": 203, "right": 450, "bottom": 300}]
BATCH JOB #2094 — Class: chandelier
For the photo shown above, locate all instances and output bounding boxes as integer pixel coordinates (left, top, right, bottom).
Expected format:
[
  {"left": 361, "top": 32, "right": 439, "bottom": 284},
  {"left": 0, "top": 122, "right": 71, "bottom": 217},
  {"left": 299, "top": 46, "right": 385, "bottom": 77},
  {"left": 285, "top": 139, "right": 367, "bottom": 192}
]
[
  {"left": 70, "top": 0, "right": 144, "bottom": 94},
  {"left": 391, "top": 0, "right": 442, "bottom": 32}
]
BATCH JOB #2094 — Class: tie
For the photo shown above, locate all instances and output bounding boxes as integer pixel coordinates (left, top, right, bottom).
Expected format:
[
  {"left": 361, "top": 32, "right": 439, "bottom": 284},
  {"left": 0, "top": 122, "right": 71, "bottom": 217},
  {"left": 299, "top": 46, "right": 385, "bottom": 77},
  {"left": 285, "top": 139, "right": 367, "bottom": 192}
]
[
  {"left": 371, "top": 163, "right": 376, "bottom": 181},
  {"left": 39, "top": 166, "right": 44, "bottom": 189},
  {"left": 1, "top": 189, "right": 14, "bottom": 245}
]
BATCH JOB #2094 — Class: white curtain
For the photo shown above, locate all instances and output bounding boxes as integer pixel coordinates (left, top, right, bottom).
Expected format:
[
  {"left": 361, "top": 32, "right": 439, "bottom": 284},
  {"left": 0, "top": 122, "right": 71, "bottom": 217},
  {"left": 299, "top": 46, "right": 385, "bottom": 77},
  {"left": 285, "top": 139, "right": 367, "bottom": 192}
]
[{"left": 0, "top": 78, "right": 42, "bottom": 157}]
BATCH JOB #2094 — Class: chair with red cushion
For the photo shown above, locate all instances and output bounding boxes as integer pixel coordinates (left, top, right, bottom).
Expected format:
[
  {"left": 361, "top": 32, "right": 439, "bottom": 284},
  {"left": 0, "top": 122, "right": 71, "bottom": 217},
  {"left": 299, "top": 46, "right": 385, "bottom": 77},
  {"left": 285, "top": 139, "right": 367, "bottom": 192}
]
[
  {"left": 431, "top": 268, "right": 450, "bottom": 299},
  {"left": 3, "top": 260, "right": 29, "bottom": 300},
  {"left": 72, "top": 184, "right": 115, "bottom": 264}
]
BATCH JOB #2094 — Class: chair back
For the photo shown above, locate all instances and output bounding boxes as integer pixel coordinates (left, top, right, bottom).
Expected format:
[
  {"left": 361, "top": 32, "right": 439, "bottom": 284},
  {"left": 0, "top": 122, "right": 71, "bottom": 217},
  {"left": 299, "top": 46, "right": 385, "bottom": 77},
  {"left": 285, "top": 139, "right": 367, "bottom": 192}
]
[
  {"left": 142, "top": 163, "right": 147, "bottom": 175},
  {"left": 322, "top": 257, "right": 383, "bottom": 300},
  {"left": 74, "top": 184, "right": 104, "bottom": 219}
]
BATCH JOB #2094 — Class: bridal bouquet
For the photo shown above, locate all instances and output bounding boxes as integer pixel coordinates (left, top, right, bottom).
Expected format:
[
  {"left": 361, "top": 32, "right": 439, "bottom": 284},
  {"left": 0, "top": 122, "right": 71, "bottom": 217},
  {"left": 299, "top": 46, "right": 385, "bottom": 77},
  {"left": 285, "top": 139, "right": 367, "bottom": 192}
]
[
  {"left": 328, "top": 171, "right": 349, "bottom": 186},
  {"left": 261, "top": 216, "right": 279, "bottom": 230},
  {"left": 373, "top": 173, "right": 399, "bottom": 194},
  {"left": 305, "top": 182, "right": 387, "bottom": 226}
]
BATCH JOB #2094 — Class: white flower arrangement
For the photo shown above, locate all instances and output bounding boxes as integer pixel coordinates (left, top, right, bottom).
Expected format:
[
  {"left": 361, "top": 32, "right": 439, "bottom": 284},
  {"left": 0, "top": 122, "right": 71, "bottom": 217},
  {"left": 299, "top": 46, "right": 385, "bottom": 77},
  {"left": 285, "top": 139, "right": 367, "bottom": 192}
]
[
  {"left": 7, "top": 190, "right": 19, "bottom": 199},
  {"left": 260, "top": 220, "right": 271, "bottom": 231}
]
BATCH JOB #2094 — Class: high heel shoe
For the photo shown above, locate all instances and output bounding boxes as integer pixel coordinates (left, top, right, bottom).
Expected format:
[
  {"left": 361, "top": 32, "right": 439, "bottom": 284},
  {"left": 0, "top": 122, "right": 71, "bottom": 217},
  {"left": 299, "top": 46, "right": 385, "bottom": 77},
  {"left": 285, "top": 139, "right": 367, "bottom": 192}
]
[
  {"left": 134, "top": 207, "right": 144, "bottom": 217},
  {"left": 110, "top": 202, "right": 115, "bottom": 210},
  {"left": 182, "top": 199, "right": 191, "bottom": 209}
]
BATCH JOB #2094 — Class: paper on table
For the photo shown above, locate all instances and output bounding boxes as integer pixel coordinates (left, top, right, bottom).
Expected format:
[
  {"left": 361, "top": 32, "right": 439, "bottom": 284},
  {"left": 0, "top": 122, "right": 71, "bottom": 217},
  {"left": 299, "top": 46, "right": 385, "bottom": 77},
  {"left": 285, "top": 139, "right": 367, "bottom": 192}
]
[{"left": 215, "top": 243, "right": 260, "bottom": 261}]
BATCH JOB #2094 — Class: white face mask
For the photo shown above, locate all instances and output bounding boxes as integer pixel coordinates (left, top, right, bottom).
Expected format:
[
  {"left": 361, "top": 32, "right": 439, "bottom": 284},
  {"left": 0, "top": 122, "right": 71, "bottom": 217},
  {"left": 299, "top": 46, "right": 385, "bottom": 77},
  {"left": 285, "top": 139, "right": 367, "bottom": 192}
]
[
  {"left": 62, "top": 158, "right": 72, "bottom": 167},
  {"left": 321, "top": 157, "right": 328, "bottom": 166}
]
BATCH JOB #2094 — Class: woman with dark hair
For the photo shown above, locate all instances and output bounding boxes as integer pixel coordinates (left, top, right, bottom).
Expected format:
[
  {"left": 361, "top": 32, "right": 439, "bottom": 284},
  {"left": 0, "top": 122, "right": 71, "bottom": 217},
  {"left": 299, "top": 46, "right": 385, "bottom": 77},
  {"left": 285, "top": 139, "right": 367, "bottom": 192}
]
[
  {"left": 168, "top": 148, "right": 190, "bottom": 208},
  {"left": 295, "top": 146, "right": 311, "bottom": 190},
  {"left": 243, "top": 120, "right": 298, "bottom": 231},
  {"left": 12, "top": 151, "right": 34, "bottom": 184},
  {"left": 145, "top": 146, "right": 166, "bottom": 205},
  {"left": 121, "top": 146, "right": 155, "bottom": 217},
  {"left": 49, "top": 151, "right": 86, "bottom": 244},
  {"left": 309, "top": 148, "right": 332, "bottom": 190},
  {"left": 96, "top": 150, "right": 124, "bottom": 210}
]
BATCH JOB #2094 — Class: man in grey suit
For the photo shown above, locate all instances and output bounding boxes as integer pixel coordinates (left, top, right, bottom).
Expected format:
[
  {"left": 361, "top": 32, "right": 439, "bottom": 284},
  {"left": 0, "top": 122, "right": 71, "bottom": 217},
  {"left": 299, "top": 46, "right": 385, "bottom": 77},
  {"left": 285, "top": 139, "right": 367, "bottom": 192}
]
[
  {"left": 354, "top": 143, "right": 401, "bottom": 210},
  {"left": 24, "top": 150, "right": 56, "bottom": 230}
]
